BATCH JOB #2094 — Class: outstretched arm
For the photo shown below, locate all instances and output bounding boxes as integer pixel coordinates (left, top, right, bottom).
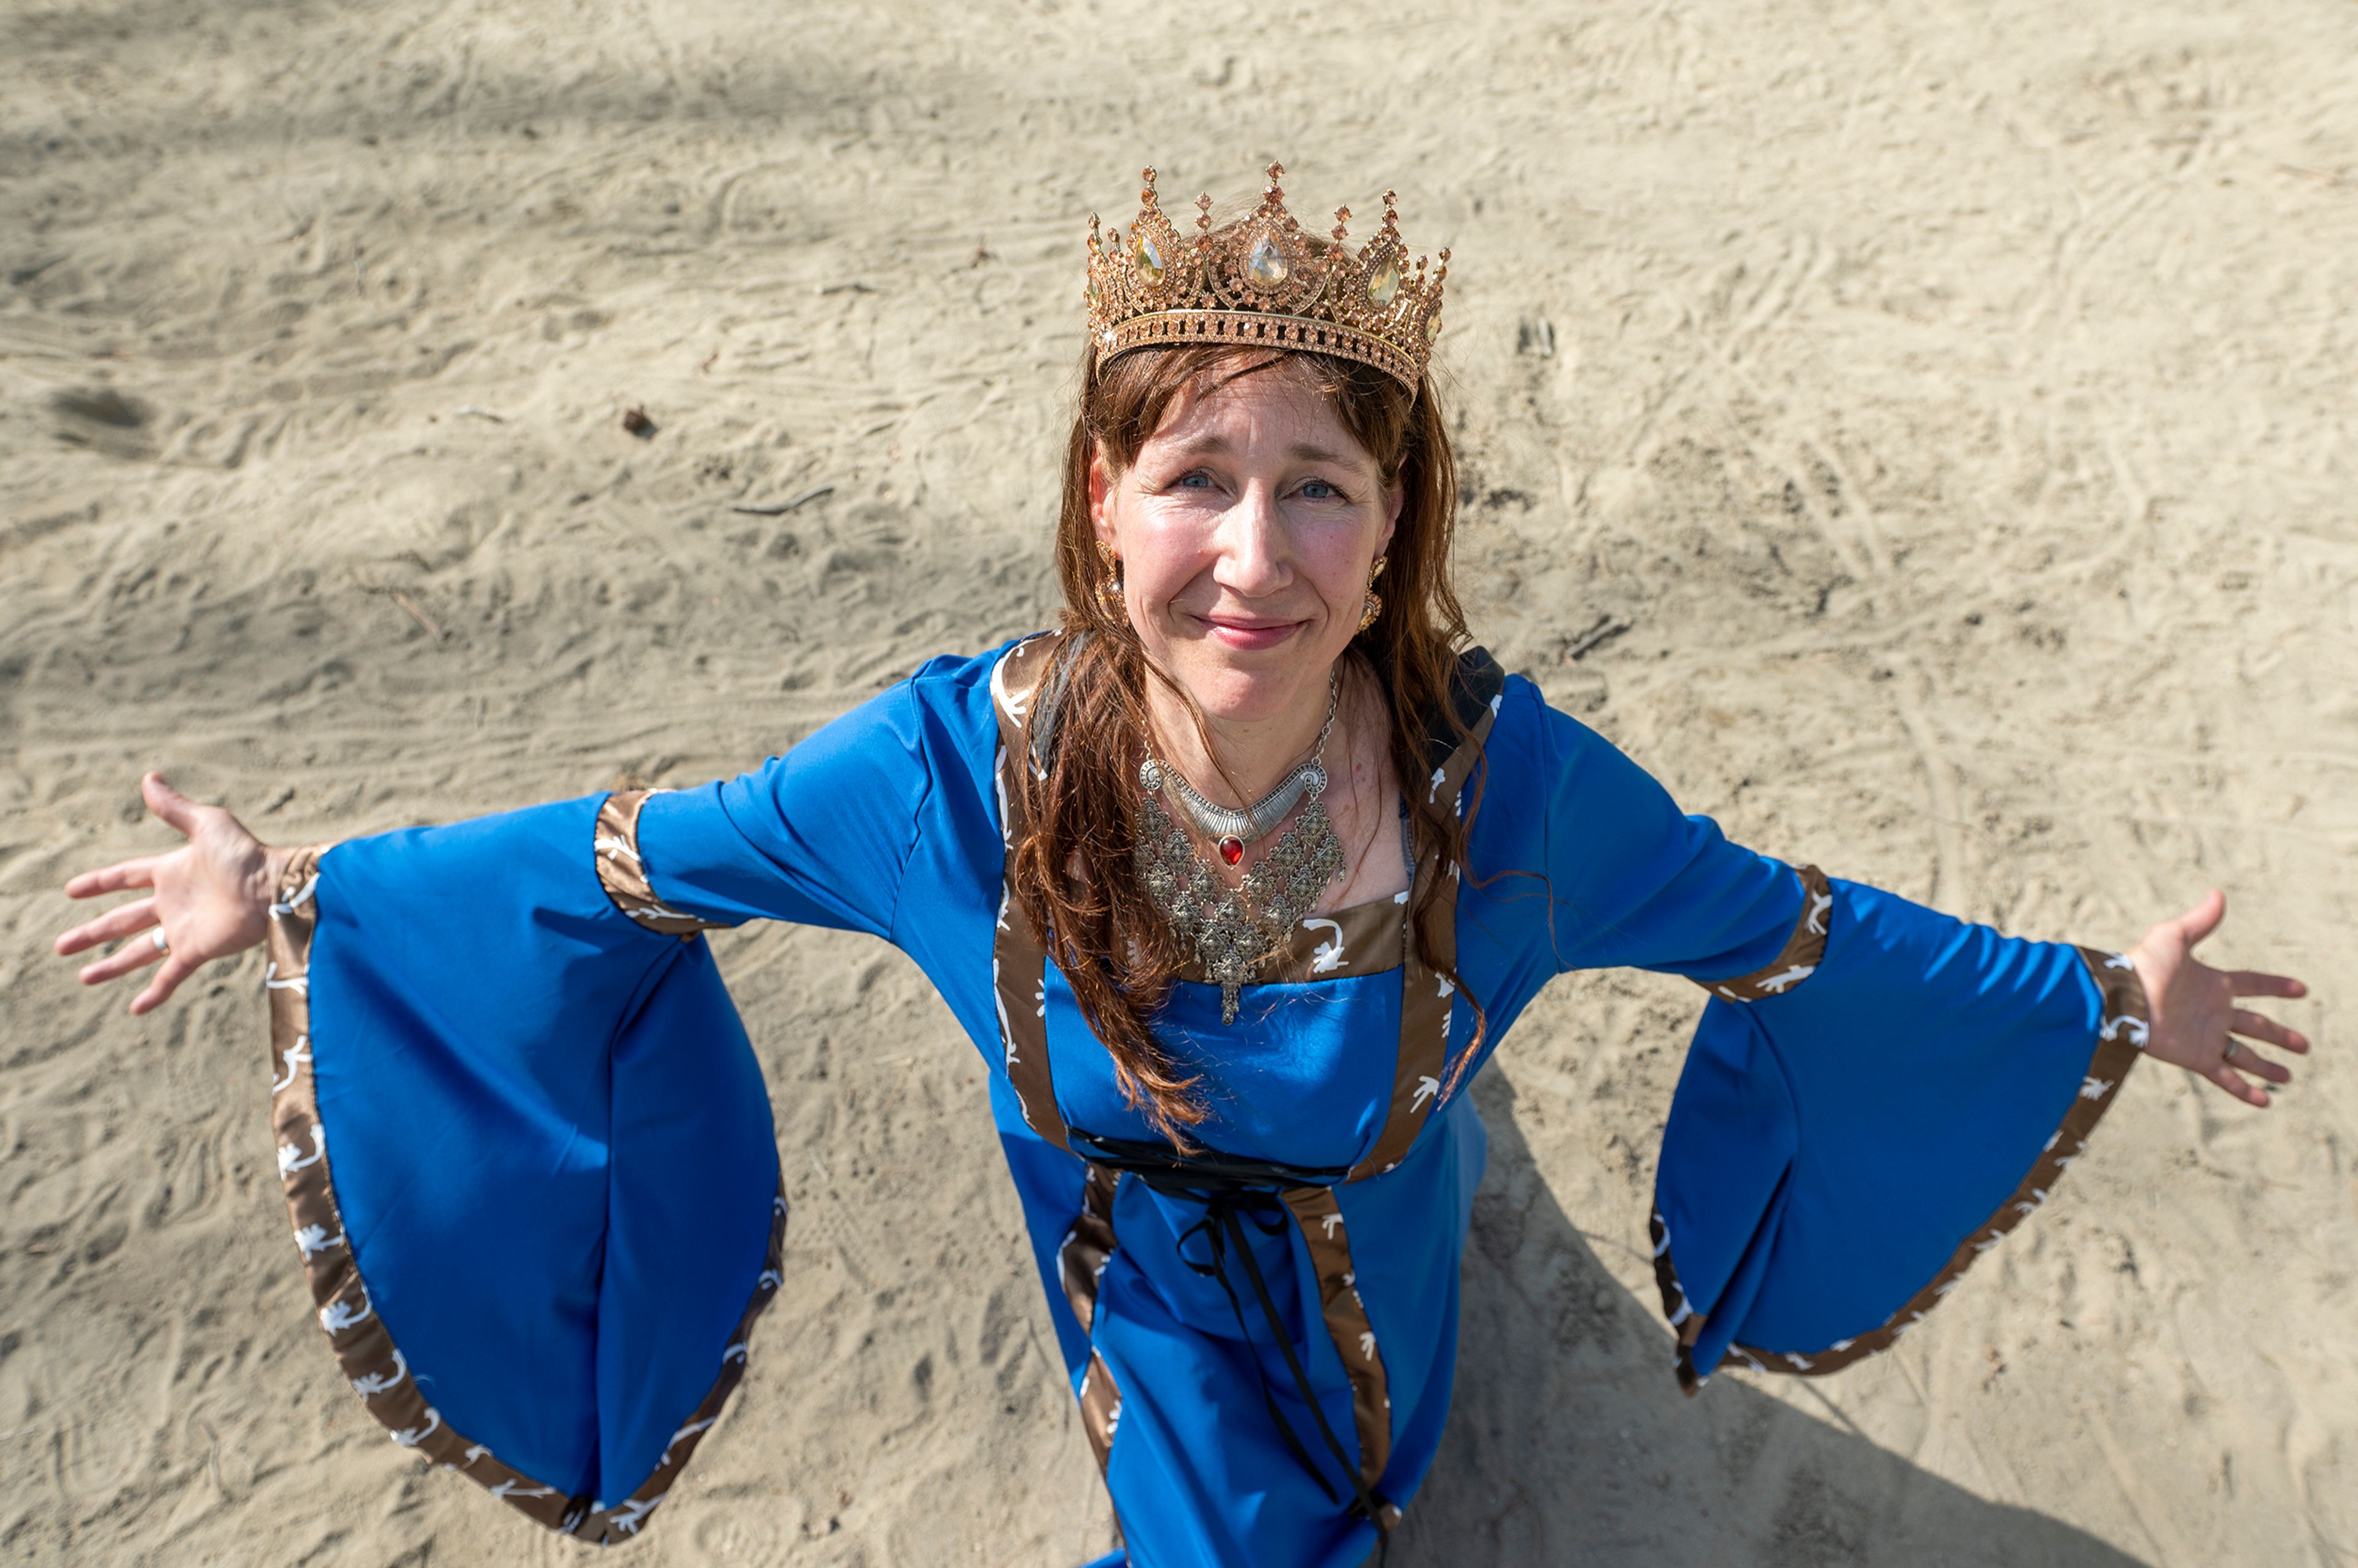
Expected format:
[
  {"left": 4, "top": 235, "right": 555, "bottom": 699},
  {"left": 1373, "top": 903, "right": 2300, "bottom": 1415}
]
[
  {"left": 1493, "top": 681, "right": 2317, "bottom": 1393},
  {"left": 1510, "top": 685, "right": 2312, "bottom": 1106},
  {"left": 41, "top": 658, "right": 993, "bottom": 1547},
  {"left": 52, "top": 772, "right": 293, "bottom": 1014},
  {"left": 54, "top": 669, "right": 957, "bottom": 1010}
]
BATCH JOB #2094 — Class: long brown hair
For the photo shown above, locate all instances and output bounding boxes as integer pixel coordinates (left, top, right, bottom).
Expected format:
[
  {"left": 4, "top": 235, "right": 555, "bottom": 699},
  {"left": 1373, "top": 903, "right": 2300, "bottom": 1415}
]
[{"left": 1006, "top": 337, "right": 1489, "bottom": 1147}]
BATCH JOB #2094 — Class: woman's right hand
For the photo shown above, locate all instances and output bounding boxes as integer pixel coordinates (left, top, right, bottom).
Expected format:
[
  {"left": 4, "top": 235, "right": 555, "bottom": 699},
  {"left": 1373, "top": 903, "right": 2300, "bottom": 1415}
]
[{"left": 53, "top": 773, "right": 288, "bottom": 1015}]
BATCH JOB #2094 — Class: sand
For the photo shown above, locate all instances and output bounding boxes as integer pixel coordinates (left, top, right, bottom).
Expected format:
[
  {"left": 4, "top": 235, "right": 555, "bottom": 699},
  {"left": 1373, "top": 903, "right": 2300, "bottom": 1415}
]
[{"left": 4, "top": 0, "right": 2356, "bottom": 1562}]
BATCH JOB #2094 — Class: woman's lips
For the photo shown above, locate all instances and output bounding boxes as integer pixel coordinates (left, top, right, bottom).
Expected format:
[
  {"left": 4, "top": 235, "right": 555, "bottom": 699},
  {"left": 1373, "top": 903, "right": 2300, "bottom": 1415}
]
[{"left": 1197, "top": 616, "right": 1305, "bottom": 652}]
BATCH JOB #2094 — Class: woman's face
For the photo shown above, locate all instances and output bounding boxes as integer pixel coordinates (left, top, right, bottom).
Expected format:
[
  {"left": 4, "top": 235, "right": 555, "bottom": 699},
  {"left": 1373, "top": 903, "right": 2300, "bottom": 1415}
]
[{"left": 1089, "top": 365, "right": 1403, "bottom": 729}]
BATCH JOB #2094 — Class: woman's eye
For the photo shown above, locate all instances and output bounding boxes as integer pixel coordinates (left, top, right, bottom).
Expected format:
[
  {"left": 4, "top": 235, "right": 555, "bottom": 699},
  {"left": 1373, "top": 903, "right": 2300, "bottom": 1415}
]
[
  {"left": 1174, "top": 471, "right": 1213, "bottom": 491},
  {"left": 1298, "top": 480, "right": 1340, "bottom": 501}
]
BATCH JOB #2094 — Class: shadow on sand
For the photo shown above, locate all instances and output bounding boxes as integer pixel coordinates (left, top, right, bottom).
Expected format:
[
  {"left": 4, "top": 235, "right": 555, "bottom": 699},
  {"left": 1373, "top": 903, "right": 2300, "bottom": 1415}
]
[{"left": 1390, "top": 1073, "right": 2143, "bottom": 1567}]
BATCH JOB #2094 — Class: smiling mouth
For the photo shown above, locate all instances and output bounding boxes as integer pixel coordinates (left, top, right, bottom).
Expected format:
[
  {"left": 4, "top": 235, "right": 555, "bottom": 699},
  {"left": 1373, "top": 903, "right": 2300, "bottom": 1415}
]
[{"left": 1196, "top": 614, "right": 1307, "bottom": 648}]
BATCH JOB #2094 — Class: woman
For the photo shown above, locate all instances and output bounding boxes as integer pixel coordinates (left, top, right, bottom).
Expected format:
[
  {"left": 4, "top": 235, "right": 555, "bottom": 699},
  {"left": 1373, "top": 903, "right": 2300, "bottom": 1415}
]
[{"left": 52, "top": 165, "right": 2309, "bottom": 1568}]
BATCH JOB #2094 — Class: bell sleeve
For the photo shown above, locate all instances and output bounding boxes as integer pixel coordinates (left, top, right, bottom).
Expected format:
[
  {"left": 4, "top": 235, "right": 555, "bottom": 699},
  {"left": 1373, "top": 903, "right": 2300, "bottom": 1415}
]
[
  {"left": 1519, "top": 689, "right": 2150, "bottom": 1394},
  {"left": 259, "top": 681, "right": 935, "bottom": 1541}
]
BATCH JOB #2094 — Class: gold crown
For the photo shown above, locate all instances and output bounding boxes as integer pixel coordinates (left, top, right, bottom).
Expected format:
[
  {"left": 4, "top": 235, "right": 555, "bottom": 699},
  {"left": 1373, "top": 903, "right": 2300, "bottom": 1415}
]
[{"left": 1086, "top": 163, "right": 1449, "bottom": 389}]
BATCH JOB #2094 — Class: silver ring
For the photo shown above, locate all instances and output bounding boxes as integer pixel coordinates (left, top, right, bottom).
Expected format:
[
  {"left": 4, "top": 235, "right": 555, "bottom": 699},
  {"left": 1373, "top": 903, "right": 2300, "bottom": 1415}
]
[
  {"left": 150, "top": 927, "right": 169, "bottom": 954},
  {"left": 2221, "top": 1037, "right": 2239, "bottom": 1062}
]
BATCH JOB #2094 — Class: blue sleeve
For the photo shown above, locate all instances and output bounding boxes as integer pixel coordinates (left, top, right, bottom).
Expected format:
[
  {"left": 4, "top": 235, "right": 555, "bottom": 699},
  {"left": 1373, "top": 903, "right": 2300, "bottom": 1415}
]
[
  {"left": 1651, "top": 885, "right": 2144, "bottom": 1391},
  {"left": 260, "top": 802, "right": 782, "bottom": 1543},
  {"left": 1487, "top": 681, "right": 2149, "bottom": 1393},
  {"left": 629, "top": 680, "right": 936, "bottom": 937},
  {"left": 251, "top": 653, "right": 1012, "bottom": 1545},
  {"left": 1517, "top": 688, "right": 1804, "bottom": 980}
]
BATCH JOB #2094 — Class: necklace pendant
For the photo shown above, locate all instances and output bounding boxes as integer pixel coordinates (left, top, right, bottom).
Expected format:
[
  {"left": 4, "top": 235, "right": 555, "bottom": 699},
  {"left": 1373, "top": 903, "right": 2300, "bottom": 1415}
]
[{"left": 1134, "top": 668, "right": 1344, "bottom": 1031}]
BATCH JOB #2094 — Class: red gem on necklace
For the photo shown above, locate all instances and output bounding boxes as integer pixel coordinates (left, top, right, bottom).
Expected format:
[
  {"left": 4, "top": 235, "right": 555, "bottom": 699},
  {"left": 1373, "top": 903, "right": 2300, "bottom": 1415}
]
[{"left": 1218, "top": 836, "right": 1245, "bottom": 866}]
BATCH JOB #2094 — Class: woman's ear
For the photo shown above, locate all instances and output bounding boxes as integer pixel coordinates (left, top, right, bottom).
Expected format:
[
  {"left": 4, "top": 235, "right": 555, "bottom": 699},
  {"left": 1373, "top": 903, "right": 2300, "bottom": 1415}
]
[
  {"left": 1088, "top": 443, "right": 1115, "bottom": 543},
  {"left": 1377, "top": 477, "right": 1406, "bottom": 555}
]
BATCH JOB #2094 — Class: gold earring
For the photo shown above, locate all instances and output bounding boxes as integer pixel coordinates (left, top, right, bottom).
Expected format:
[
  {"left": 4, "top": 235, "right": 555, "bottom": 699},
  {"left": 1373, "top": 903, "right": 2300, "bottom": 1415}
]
[
  {"left": 1094, "top": 540, "right": 1126, "bottom": 619},
  {"left": 1357, "top": 554, "right": 1387, "bottom": 634}
]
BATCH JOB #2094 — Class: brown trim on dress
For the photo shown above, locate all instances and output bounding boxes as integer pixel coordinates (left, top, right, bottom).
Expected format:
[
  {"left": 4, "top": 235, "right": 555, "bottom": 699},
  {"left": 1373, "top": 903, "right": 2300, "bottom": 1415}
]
[
  {"left": 974, "top": 637, "right": 1128, "bottom": 1473},
  {"left": 1694, "top": 864, "right": 1833, "bottom": 1002},
  {"left": 989, "top": 633, "right": 1072, "bottom": 1151},
  {"left": 1280, "top": 1189, "right": 1401, "bottom": 1528},
  {"left": 1343, "top": 686, "right": 1502, "bottom": 1183},
  {"left": 1646, "top": 1208, "right": 1712, "bottom": 1365},
  {"left": 1059, "top": 1163, "right": 1121, "bottom": 1335},
  {"left": 1185, "top": 893, "right": 1408, "bottom": 987},
  {"left": 1057, "top": 1161, "right": 1128, "bottom": 1475},
  {"left": 1651, "top": 944, "right": 2149, "bottom": 1395},
  {"left": 596, "top": 790, "right": 737, "bottom": 937},
  {"left": 1078, "top": 1350, "right": 1125, "bottom": 1472},
  {"left": 265, "top": 845, "right": 788, "bottom": 1542}
]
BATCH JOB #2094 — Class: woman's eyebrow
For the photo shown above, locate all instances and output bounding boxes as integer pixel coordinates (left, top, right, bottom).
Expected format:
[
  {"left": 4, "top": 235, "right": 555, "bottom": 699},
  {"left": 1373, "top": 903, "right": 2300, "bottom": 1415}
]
[
  {"left": 1153, "top": 432, "right": 1356, "bottom": 466},
  {"left": 1160, "top": 432, "right": 1235, "bottom": 461}
]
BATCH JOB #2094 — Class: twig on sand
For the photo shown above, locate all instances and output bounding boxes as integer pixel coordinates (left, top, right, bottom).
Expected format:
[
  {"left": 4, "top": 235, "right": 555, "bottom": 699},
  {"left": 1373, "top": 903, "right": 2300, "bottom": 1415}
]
[
  {"left": 730, "top": 484, "right": 835, "bottom": 516},
  {"left": 2277, "top": 162, "right": 2353, "bottom": 188},
  {"left": 1562, "top": 614, "right": 1633, "bottom": 662},
  {"left": 354, "top": 575, "right": 449, "bottom": 641},
  {"left": 192, "top": 1415, "right": 227, "bottom": 1498},
  {"left": 389, "top": 591, "right": 445, "bottom": 641}
]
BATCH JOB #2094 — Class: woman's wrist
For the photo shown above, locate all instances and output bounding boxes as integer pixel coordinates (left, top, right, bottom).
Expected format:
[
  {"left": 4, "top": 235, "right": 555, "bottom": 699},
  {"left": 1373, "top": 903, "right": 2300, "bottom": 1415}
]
[{"left": 251, "top": 842, "right": 295, "bottom": 919}]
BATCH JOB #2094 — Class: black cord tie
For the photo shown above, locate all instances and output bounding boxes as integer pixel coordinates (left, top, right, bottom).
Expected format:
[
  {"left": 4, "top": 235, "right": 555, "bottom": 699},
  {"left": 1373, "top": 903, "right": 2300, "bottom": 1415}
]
[
  {"left": 1068, "top": 1131, "right": 1394, "bottom": 1551},
  {"left": 1174, "top": 1192, "right": 1393, "bottom": 1540},
  {"left": 1177, "top": 1197, "right": 1332, "bottom": 1502}
]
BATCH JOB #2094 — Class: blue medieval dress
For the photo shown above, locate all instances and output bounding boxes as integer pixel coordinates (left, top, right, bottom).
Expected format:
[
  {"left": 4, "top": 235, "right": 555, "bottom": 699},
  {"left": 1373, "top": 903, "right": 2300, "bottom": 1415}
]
[{"left": 255, "top": 632, "right": 2150, "bottom": 1566}]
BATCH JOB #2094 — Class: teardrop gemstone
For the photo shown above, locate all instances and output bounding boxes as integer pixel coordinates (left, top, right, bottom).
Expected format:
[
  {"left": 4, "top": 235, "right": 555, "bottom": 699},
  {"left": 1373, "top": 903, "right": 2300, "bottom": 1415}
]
[
  {"left": 1134, "top": 232, "right": 1165, "bottom": 283},
  {"left": 1368, "top": 254, "right": 1400, "bottom": 305},
  {"left": 1423, "top": 311, "right": 1442, "bottom": 343},
  {"left": 1245, "top": 232, "right": 1289, "bottom": 287},
  {"left": 1218, "top": 836, "right": 1245, "bottom": 866}
]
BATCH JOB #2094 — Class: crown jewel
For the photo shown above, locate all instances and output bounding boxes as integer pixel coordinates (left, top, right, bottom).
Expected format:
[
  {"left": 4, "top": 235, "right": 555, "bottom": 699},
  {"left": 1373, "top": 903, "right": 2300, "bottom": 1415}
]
[{"left": 1086, "top": 163, "right": 1449, "bottom": 389}]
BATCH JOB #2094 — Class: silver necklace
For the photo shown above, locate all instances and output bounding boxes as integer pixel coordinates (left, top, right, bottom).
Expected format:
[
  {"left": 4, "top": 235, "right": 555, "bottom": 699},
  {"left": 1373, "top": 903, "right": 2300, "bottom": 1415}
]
[
  {"left": 1143, "top": 677, "right": 1337, "bottom": 865},
  {"left": 1135, "top": 675, "right": 1347, "bottom": 1023}
]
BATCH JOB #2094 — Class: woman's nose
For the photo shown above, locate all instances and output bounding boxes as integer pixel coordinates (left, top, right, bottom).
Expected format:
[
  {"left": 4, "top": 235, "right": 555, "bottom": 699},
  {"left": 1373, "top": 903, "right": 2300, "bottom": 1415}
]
[{"left": 1212, "top": 486, "right": 1288, "bottom": 596}]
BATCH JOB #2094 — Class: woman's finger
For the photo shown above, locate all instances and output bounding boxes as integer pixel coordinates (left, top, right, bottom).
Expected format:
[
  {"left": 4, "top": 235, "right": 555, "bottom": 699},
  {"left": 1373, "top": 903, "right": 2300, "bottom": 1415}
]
[
  {"left": 2221, "top": 1038, "right": 2292, "bottom": 1085},
  {"left": 2175, "top": 888, "right": 2227, "bottom": 948},
  {"left": 141, "top": 773, "right": 209, "bottom": 837},
  {"left": 78, "top": 931, "right": 168, "bottom": 987},
  {"left": 131, "top": 954, "right": 198, "bottom": 1015},
  {"left": 2206, "top": 1059, "right": 2270, "bottom": 1108},
  {"left": 54, "top": 896, "right": 158, "bottom": 957},
  {"left": 2228, "top": 1008, "right": 2309, "bottom": 1055},
  {"left": 63, "top": 856, "right": 162, "bottom": 900},
  {"left": 2224, "top": 969, "right": 2308, "bottom": 1001}
]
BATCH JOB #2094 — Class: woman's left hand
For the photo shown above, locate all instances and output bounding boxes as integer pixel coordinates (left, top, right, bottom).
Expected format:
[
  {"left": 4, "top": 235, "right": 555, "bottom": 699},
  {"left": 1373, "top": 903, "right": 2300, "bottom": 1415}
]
[{"left": 2126, "top": 890, "right": 2310, "bottom": 1108}]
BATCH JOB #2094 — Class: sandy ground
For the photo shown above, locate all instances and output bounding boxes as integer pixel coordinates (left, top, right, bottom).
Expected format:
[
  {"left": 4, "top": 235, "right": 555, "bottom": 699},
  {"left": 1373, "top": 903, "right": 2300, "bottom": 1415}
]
[{"left": 5, "top": 0, "right": 2357, "bottom": 1563}]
